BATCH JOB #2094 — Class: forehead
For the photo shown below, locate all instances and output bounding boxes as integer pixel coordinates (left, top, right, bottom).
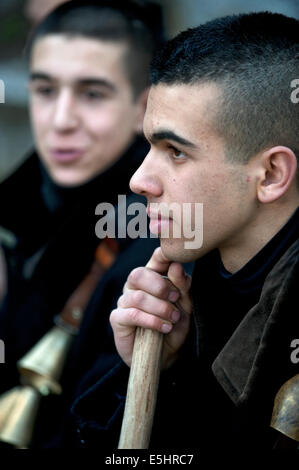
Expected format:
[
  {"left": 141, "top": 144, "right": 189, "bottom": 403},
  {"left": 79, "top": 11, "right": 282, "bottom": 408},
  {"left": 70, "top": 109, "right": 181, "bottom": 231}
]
[
  {"left": 144, "top": 83, "right": 221, "bottom": 143},
  {"left": 30, "top": 35, "right": 129, "bottom": 83}
]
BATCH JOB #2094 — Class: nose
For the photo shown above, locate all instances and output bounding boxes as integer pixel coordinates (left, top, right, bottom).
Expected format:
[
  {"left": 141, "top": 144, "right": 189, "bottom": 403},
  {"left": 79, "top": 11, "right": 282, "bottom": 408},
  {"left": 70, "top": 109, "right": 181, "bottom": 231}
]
[
  {"left": 53, "top": 89, "right": 79, "bottom": 132},
  {"left": 129, "top": 151, "right": 162, "bottom": 198}
]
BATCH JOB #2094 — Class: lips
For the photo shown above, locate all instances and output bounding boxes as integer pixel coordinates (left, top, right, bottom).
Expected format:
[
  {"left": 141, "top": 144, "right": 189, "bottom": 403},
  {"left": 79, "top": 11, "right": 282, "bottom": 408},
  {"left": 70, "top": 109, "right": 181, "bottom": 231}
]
[
  {"left": 147, "top": 205, "right": 174, "bottom": 220},
  {"left": 49, "top": 148, "right": 85, "bottom": 163},
  {"left": 147, "top": 206, "right": 173, "bottom": 235}
]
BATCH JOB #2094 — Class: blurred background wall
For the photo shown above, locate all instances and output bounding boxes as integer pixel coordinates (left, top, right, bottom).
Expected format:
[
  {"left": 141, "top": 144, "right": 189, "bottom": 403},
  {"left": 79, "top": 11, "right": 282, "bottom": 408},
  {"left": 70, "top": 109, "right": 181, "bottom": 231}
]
[{"left": 0, "top": 0, "right": 298, "bottom": 181}]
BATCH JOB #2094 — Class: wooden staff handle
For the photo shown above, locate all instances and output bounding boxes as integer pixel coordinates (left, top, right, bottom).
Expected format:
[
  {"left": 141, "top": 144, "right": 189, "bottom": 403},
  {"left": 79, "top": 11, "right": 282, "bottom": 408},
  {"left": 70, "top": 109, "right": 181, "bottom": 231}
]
[{"left": 118, "top": 327, "right": 163, "bottom": 449}]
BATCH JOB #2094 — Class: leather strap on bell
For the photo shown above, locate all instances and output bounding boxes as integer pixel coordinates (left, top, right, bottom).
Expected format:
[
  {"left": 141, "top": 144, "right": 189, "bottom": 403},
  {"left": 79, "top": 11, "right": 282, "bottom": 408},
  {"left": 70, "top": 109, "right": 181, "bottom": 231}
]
[{"left": 54, "top": 238, "right": 119, "bottom": 334}]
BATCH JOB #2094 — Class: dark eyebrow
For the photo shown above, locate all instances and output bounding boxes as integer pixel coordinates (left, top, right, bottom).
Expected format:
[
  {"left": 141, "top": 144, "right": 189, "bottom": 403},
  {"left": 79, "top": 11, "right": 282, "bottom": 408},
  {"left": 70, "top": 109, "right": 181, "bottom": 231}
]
[
  {"left": 77, "top": 78, "right": 117, "bottom": 93},
  {"left": 149, "top": 130, "right": 196, "bottom": 148},
  {"left": 30, "top": 72, "right": 53, "bottom": 81},
  {"left": 29, "top": 73, "right": 117, "bottom": 93}
]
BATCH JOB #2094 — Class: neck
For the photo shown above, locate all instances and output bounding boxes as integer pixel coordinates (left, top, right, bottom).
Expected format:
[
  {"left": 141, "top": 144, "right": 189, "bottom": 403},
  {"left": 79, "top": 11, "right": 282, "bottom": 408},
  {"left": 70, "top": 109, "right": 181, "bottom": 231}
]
[{"left": 220, "top": 200, "right": 299, "bottom": 273}]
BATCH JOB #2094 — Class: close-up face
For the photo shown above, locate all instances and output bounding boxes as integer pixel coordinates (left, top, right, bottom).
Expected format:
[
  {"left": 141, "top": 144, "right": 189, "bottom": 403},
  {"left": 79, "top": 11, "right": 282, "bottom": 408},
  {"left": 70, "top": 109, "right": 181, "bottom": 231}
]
[
  {"left": 28, "top": 35, "right": 144, "bottom": 186},
  {"left": 130, "top": 83, "right": 258, "bottom": 263}
]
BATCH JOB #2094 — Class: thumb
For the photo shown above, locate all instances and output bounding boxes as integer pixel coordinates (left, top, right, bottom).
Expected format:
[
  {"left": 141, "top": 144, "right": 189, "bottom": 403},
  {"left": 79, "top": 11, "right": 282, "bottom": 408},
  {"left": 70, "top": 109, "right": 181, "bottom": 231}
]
[
  {"left": 167, "top": 262, "right": 193, "bottom": 315},
  {"left": 146, "top": 246, "right": 172, "bottom": 274}
]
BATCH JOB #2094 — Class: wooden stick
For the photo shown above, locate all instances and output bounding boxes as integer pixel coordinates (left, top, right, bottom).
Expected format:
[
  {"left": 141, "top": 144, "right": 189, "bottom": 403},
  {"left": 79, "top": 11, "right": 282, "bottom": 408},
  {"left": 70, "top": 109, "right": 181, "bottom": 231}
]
[{"left": 118, "top": 327, "right": 163, "bottom": 449}]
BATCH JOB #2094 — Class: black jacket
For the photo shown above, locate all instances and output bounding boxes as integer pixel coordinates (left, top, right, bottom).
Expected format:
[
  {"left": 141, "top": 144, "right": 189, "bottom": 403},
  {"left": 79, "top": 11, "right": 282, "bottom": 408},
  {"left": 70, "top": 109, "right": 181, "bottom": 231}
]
[{"left": 0, "top": 137, "right": 159, "bottom": 447}]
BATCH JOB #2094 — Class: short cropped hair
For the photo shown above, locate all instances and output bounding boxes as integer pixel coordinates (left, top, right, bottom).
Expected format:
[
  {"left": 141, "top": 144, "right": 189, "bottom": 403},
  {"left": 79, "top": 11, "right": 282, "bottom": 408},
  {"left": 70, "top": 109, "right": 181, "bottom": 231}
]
[
  {"left": 26, "top": 0, "right": 164, "bottom": 99},
  {"left": 151, "top": 12, "right": 299, "bottom": 177}
]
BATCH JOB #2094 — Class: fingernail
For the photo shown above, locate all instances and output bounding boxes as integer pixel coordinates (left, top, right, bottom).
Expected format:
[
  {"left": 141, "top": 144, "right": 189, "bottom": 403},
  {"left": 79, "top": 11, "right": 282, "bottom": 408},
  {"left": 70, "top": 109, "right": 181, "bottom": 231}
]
[
  {"left": 168, "top": 291, "right": 179, "bottom": 302},
  {"left": 171, "top": 310, "right": 180, "bottom": 323},
  {"left": 161, "top": 323, "right": 172, "bottom": 333}
]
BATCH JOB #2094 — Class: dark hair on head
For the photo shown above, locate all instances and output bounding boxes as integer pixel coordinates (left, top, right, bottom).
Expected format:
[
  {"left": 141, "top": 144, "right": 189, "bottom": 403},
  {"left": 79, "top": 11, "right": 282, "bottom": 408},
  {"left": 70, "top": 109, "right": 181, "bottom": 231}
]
[
  {"left": 151, "top": 12, "right": 299, "bottom": 182},
  {"left": 26, "top": 0, "right": 164, "bottom": 99}
]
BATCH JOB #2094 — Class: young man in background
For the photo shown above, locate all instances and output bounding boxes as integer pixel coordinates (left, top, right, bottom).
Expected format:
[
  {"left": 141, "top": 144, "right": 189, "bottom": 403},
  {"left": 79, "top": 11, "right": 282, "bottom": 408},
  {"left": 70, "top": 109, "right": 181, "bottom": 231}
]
[{"left": 0, "top": 0, "right": 163, "bottom": 448}]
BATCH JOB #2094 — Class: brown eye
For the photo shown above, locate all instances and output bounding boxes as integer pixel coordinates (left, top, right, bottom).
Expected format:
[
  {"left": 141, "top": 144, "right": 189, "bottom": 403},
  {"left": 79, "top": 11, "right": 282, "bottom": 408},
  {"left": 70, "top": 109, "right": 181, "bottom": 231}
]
[
  {"left": 30, "top": 83, "right": 56, "bottom": 98},
  {"left": 167, "top": 145, "right": 186, "bottom": 160},
  {"left": 82, "top": 89, "right": 105, "bottom": 101},
  {"left": 37, "top": 87, "right": 54, "bottom": 96}
]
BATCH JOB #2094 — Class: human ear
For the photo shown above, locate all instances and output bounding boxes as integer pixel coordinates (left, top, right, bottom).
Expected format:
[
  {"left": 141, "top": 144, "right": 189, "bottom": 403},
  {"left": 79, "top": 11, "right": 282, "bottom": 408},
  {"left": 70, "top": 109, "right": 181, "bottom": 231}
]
[
  {"left": 134, "top": 88, "right": 149, "bottom": 134},
  {"left": 257, "top": 146, "right": 298, "bottom": 203}
]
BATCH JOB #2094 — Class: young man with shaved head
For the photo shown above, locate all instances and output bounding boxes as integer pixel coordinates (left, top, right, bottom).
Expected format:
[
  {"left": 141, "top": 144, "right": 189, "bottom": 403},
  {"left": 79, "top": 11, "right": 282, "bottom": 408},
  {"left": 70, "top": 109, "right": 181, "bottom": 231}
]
[{"left": 71, "top": 12, "right": 299, "bottom": 449}]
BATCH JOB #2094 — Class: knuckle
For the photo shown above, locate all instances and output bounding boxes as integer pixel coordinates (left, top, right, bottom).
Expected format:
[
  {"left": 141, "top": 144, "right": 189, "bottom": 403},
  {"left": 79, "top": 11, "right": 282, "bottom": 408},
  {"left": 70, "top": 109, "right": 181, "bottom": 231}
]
[
  {"left": 117, "top": 294, "right": 125, "bottom": 308},
  {"left": 132, "top": 289, "right": 145, "bottom": 305},
  {"left": 154, "top": 279, "right": 168, "bottom": 298},
  {"left": 128, "top": 267, "right": 144, "bottom": 284},
  {"left": 109, "top": 309, "right": 117, "bottom": 326},
  {"left": 128, "top": 307, "right": 140, "bottom": 323}
]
